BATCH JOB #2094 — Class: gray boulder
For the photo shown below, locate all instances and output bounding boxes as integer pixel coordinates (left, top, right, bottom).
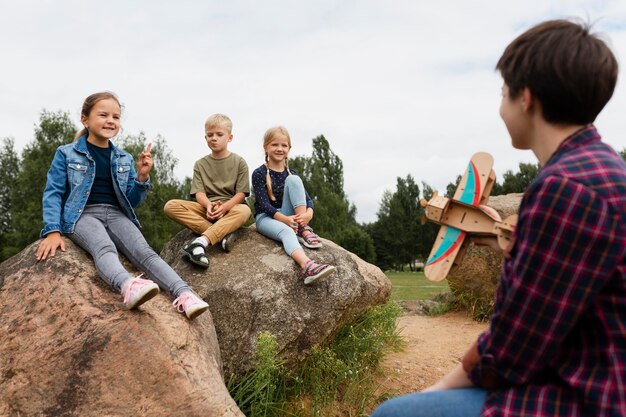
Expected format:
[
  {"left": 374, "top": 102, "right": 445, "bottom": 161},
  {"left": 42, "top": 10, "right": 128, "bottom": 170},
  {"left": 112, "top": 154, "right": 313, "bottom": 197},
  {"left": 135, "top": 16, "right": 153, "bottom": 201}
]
[
  {"left": 161, "top": 226, "right": 392, "bottom": 377},
  {"left": 0, "top": 240, "right": 243, "bottom": 417}
]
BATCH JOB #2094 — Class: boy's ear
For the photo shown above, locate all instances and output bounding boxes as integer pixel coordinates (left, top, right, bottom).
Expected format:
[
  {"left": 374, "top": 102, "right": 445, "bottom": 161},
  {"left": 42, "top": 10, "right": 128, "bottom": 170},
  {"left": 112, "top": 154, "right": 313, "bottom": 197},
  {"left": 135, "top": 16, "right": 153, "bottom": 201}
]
[
  {"left": 521, "top": 87, "right": 533, "bottom": 113},
  {"left": 228, "top": 134, "right": 233, "bottom": 142}
]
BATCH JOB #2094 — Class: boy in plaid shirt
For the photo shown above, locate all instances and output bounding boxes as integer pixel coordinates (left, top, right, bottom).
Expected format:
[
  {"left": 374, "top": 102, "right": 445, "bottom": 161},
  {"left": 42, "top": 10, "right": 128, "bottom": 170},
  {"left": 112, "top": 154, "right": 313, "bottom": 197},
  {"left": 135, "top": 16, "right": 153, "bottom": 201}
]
[{"left": 371, "top": 19, "right": 625, "bottom": 417}]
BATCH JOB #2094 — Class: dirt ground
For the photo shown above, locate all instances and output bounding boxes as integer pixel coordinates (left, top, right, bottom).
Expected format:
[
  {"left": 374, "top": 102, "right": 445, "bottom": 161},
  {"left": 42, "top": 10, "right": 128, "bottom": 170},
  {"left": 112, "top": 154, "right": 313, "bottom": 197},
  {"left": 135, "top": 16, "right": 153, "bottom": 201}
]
[{"left": 375, "top": 311, "right": 488, "bottom": 395}]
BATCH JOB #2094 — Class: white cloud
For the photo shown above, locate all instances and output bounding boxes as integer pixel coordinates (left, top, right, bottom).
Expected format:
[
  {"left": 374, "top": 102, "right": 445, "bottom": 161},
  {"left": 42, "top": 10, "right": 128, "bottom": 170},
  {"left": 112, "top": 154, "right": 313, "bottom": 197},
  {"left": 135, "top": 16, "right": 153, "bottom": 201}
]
[{"left": 1, "top": 0, "right": 625, "bottom": 222}]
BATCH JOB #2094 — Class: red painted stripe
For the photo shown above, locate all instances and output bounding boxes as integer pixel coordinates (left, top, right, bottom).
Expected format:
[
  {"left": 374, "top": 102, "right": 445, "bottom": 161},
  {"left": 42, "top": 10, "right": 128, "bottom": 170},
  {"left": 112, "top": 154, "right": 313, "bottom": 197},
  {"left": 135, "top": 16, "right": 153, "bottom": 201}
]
[
  {"left": 427, "top": 231, "right": 466, "bottom": 266},
  {"left": 470, "top": 161, "right": 481, "bottom": 206}
]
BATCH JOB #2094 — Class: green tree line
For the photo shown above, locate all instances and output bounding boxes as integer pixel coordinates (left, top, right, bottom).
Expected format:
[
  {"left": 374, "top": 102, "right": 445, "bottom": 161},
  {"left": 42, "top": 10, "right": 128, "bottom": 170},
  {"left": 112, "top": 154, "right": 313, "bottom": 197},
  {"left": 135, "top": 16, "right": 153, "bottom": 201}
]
[{"left": 2, "top": 110, "right": 625, "bottom": 269}]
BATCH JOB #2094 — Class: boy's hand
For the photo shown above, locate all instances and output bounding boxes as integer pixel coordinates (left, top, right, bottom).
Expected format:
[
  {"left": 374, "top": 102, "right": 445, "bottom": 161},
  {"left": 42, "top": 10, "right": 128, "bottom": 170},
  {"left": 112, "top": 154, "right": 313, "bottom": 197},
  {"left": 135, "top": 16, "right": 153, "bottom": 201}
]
[
  {"left": 137, "top": 142, "right": 153, "bottom": 182},
  {"left": 206, "top": 201, "right": 225, "bottom": 222},
  {"left": 36, "top": 232, "right": 66, "bottom": 261}
]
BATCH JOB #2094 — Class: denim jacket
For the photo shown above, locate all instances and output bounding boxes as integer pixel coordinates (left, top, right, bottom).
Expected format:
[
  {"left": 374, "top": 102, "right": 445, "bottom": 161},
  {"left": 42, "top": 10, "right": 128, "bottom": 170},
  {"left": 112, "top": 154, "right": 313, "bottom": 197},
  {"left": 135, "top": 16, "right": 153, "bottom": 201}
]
[{"left": 40, "top": 135, "right": 151, "bottom": 237}]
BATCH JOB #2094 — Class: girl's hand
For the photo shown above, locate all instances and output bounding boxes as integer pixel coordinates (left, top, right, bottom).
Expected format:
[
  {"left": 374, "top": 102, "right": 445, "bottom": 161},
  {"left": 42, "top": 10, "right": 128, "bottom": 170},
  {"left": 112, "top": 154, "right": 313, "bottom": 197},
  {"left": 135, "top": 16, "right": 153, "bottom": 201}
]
[
  {"left": 36, "top": 232, "right": 66, "bottom": 261},
  {"left": 283, "top": 215, "right": 299, "bottom": 233},
  {"left": 137, "top": 142, "right": 153, "bottom": 182},
  {"left": 294, "top": 209, "right": 313, "bottom": 227}
]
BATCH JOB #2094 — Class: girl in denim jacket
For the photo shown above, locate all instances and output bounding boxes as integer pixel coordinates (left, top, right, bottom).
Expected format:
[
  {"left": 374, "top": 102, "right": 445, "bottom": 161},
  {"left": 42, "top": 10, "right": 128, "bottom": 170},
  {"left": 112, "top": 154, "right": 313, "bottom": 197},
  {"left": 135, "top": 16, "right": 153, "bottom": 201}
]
[{"left": 36, "top": 92, "right": 208, "bottom": 319}]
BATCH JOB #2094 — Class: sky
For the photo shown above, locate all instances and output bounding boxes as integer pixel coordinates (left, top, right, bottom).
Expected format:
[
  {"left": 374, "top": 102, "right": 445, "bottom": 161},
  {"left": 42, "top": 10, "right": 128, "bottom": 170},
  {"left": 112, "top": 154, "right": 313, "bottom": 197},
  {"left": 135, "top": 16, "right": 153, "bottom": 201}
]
[{"left": 1, "top": 1, "right": 625, "bottom": 223}]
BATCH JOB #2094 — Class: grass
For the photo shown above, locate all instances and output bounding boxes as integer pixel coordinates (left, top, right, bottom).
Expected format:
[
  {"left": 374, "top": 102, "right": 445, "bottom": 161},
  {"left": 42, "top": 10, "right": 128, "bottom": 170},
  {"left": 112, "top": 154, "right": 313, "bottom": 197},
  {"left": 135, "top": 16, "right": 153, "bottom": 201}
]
[
  {"left": 385, "top": 271, "right": 450, "bottom": 301},
  {"left": 227, "top": 301, "right": 404, "bottom": 417},
  {"left": 226, "top": 272, "right": 452, "bottom": 415}
]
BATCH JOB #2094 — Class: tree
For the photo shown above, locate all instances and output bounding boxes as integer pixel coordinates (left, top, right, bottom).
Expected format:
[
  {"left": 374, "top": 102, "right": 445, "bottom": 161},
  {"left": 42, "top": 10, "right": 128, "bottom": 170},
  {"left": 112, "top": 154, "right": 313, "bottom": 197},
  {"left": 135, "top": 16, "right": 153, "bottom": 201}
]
[
  {"left": 291, "top": 135, "right": 355, "bottom": 236},
  {"left": 0, "top": 138, "right": 20, "bottom": 260},
  {"left": 619, "top": 148, "right": 626, "bottom": 161},
  {"left": 289, "top": 135, "right": 375, "bottom": 263},
  {"left": 7, "top": 111, "right": 76, "bottom": 258},
  {"left": 445, "top": 175, "right": 461, "bottom": 198},
  {"left": 115, "top": 133, "right": 189, "bottom": 252},
  {"left": 371, "top": 175, "right": 423, "bottom": 271},
  {"left": 418, "top": 181, "right": 439, "bottom": 261},
  {"left": 500, "top": 162, "right": 539, "bottom": 194},
  {"left": 490, "top": 179, "right": 504, "bottom": 196}
]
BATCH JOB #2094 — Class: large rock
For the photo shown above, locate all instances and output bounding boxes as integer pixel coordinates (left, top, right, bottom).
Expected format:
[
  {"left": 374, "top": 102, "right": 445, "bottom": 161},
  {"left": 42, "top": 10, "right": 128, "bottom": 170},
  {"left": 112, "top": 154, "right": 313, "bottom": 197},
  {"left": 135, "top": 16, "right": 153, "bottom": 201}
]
[
  {"left": 0, "top": 240, "right": 243, "bottom": 417},
  {"left": 161, "top": 226, "right": 391, "bottom": 377},
  {"left": 447, "top": 193, "right": 523, "bottom": 319}
]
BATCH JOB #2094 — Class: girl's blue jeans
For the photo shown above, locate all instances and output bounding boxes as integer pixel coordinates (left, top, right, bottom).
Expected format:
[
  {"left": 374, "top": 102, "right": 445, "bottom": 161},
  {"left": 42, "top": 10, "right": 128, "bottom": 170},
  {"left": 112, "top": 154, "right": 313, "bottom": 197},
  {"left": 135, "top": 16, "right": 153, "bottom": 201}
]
[
  {"left": 68, "top": 204, "right": 191, "bottom": 297},
  {"left": 370, "top": 388, "right": 487, "bottom": 417},
  {"left": 255, "top": 175, "right": 306, "bottom": 256}
]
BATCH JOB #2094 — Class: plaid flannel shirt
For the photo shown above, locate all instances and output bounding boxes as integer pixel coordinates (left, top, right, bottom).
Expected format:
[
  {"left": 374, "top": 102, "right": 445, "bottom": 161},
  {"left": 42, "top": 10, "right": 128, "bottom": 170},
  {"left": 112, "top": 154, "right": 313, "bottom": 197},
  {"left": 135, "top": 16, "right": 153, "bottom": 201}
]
[{"left": 468, "top": 125, "right": 626, "bottom": 416}]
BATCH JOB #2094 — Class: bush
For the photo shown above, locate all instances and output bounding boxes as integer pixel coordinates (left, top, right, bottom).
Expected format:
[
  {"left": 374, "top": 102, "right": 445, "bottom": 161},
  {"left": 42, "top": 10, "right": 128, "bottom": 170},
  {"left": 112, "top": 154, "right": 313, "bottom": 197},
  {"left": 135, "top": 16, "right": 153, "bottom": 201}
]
[{"left": 227, "top": 302, "right": 404, "bottom": 416}]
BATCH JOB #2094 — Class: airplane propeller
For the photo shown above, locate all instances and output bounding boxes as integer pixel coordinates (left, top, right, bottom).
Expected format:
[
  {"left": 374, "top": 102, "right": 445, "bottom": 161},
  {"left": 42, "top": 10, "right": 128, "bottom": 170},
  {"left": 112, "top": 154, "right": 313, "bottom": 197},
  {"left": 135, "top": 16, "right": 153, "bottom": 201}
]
[{"left": 419, "top": 191, "right": 438, "bottom": 225}]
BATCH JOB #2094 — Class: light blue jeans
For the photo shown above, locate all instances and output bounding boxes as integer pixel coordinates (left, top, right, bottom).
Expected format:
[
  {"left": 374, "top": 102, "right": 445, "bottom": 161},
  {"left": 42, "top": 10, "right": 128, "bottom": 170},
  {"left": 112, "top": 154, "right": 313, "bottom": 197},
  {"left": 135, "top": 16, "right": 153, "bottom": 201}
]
[
  {"left": 255, "top": 175, "right": 306, "bottom": 256},
  {"left": 370, "top": 388, "right": 487, "bottom": 417},
  {"left": 68, "top": 204, "right": 191, "bottom": 297}
]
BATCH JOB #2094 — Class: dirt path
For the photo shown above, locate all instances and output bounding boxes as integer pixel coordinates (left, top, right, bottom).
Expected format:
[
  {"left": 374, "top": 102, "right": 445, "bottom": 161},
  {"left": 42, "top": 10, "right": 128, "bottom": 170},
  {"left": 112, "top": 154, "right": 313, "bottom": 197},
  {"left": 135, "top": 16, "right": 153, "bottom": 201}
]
[{"left": 375, "top": 311, "right": 488, "bottom": 395}]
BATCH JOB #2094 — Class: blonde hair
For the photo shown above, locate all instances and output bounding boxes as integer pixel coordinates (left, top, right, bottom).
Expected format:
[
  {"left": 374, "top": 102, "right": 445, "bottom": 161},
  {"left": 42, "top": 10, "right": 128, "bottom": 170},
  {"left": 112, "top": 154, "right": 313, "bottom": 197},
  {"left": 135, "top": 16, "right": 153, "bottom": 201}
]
[
  {"left": 74, "top": 91, "right": 122, "bottom": 141},
  {"left": 205, "top": 113, "right": 233, "bottom": 134},
  {"left": 263, "top": 126, "right": 292, "bottom": 201}
]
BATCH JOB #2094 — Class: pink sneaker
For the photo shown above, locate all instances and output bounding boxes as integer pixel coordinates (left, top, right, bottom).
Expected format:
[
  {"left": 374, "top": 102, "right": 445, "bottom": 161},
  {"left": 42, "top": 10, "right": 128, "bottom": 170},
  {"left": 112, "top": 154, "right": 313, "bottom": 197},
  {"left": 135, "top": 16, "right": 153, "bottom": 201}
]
[
  {"left": 121, "top": 274, "right": 160, "bottom": 309},
  {"left": 302, "top": 260, "right": 336, "bottom": 285},
  {"left": 173, "top": 291, "right": 209, "bottom": 320}
]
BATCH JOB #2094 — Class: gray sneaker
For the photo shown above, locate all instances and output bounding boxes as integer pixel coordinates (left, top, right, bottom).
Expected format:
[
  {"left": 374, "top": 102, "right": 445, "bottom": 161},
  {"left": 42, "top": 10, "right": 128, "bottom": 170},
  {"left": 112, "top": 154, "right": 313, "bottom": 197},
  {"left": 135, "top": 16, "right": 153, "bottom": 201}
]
[{"left": 221, "top": 231, "right": 238, "bottom": 252}]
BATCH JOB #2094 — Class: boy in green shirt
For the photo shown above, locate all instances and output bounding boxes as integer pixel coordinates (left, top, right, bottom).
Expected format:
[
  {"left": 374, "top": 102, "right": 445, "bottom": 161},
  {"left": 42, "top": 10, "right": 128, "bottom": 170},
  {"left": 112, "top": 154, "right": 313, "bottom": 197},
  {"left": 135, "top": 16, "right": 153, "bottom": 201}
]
[{"left": 164, "top": 114, "right": 251, "bottom": 268}]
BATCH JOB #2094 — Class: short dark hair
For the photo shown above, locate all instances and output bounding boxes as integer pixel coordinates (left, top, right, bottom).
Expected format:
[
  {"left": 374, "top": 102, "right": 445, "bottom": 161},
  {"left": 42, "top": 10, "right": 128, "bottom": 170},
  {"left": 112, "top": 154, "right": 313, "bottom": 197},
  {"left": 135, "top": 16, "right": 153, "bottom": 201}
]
[{"left": 496, "top": 19, "right": 618, "bottom": 125}]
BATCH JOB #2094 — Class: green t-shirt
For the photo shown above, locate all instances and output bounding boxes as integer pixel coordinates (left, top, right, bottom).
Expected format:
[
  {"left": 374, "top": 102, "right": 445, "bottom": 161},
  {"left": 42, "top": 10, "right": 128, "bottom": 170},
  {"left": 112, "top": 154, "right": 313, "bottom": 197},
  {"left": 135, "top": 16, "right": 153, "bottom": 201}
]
[{"left": 190, "top": 153, "right": 250, "bottom": 202}]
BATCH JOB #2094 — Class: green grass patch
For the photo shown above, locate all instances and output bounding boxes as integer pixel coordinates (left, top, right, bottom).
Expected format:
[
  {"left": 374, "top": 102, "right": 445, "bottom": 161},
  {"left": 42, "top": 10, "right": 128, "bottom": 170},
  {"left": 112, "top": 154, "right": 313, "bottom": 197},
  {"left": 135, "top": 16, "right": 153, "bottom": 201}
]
[
  {"left": 227, "top": 301, "right": 404, "bottom": 417},
  {"left": 386, "top": 271, "right": 449, "bottom": 301}
]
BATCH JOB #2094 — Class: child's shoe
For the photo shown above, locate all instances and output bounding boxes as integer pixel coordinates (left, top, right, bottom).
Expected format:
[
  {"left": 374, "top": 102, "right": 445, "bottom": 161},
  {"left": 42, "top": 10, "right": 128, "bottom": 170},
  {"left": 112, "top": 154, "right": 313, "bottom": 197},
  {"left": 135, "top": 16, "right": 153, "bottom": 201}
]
[
  {"left": 121, "top": 274, "right": 160, "bottom": 309},
  {"left": 302, "top": 260, "right": 336, "bottom": 285},
  {"left": 221, "top": 231, "right": 238, "bottom": 252},
  {"left": 297, "top": 225, "right": 323, "bottom": 249},
  {"left": 180, "top": 241, "right": 209, "bottom": 268},
  {"left": 173, "top": 291, "right": 210, "bottom": 320}
]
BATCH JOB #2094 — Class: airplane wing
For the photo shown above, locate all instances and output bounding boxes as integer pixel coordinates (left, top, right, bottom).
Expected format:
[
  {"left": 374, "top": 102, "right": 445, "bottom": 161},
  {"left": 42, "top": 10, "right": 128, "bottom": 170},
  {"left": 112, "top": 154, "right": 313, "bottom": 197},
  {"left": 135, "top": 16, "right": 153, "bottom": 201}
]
[
  {"left": 424, "top": 225, "right": 467, "bottom": 281},
  {"left": 453, "top": 152, "right": 494, "bottom": 206}
]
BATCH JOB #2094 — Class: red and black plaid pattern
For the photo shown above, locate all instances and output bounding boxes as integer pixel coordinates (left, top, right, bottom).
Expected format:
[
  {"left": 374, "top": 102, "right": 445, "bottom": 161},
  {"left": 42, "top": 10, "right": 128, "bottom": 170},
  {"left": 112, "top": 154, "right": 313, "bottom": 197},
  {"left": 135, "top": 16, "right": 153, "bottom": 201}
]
[{"left": 469, "top": 125, "right": 626, "bottom": 416}]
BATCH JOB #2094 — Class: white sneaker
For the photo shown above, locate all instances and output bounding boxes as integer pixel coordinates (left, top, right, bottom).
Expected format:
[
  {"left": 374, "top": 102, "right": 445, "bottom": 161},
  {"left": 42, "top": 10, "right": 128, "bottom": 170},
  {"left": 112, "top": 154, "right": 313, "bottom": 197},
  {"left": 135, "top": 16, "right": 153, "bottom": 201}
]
[
  {"left": 121, "top": 274, "right": 160, "bottom": 309},
  {"left": 173, "top": 291, "right": 209, "bottom": 320}
]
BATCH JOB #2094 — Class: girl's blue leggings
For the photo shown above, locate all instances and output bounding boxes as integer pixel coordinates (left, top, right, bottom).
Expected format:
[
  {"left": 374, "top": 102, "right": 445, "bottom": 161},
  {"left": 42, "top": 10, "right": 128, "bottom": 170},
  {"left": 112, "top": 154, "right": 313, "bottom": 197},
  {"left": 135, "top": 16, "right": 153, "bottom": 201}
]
[{"left": 255, "top": 175, "right": 307, "bottom": 256}]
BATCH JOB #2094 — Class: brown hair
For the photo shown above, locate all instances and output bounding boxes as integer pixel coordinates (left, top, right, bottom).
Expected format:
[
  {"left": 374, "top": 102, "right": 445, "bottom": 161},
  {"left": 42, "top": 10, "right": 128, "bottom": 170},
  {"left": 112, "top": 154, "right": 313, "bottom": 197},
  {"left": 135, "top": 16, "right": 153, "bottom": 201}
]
[
  {"left": 263, "top": 126, "right": 292, "bottom": 201},
  {"left": 74, "top": 91, "right": 122, "bottom": 140},
  {"left": 496, "top": 19, "right": 618, "bottom": 125}
]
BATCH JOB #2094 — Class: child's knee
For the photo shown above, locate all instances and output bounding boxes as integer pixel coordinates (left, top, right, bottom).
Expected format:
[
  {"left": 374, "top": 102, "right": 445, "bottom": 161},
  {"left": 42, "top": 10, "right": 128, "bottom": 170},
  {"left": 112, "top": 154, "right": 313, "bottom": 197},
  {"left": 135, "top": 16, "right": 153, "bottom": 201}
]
[
  {"left": 285, "top": 175, "right": 303, "bottom": 187},
  {"left": 163, "top": 200, "right": 179, "bottom": 217},
  {"left": 236, "top": 203, "right": 252, "bottom": 220}
]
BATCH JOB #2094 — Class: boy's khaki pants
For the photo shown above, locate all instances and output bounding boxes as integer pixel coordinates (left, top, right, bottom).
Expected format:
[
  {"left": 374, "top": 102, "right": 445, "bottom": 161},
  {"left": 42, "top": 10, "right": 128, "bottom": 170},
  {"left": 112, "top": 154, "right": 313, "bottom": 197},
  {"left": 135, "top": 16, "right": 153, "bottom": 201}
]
[{"left": 164, "top": 200, "right": 252, "bottom": 245}]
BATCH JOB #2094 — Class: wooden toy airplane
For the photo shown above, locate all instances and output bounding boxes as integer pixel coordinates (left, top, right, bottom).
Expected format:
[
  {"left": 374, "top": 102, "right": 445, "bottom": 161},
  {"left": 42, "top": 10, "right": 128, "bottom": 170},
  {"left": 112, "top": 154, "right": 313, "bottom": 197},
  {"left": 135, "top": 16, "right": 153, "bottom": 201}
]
[{"left": 421, "top": 152, "right": 517, "bottom": 282}]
